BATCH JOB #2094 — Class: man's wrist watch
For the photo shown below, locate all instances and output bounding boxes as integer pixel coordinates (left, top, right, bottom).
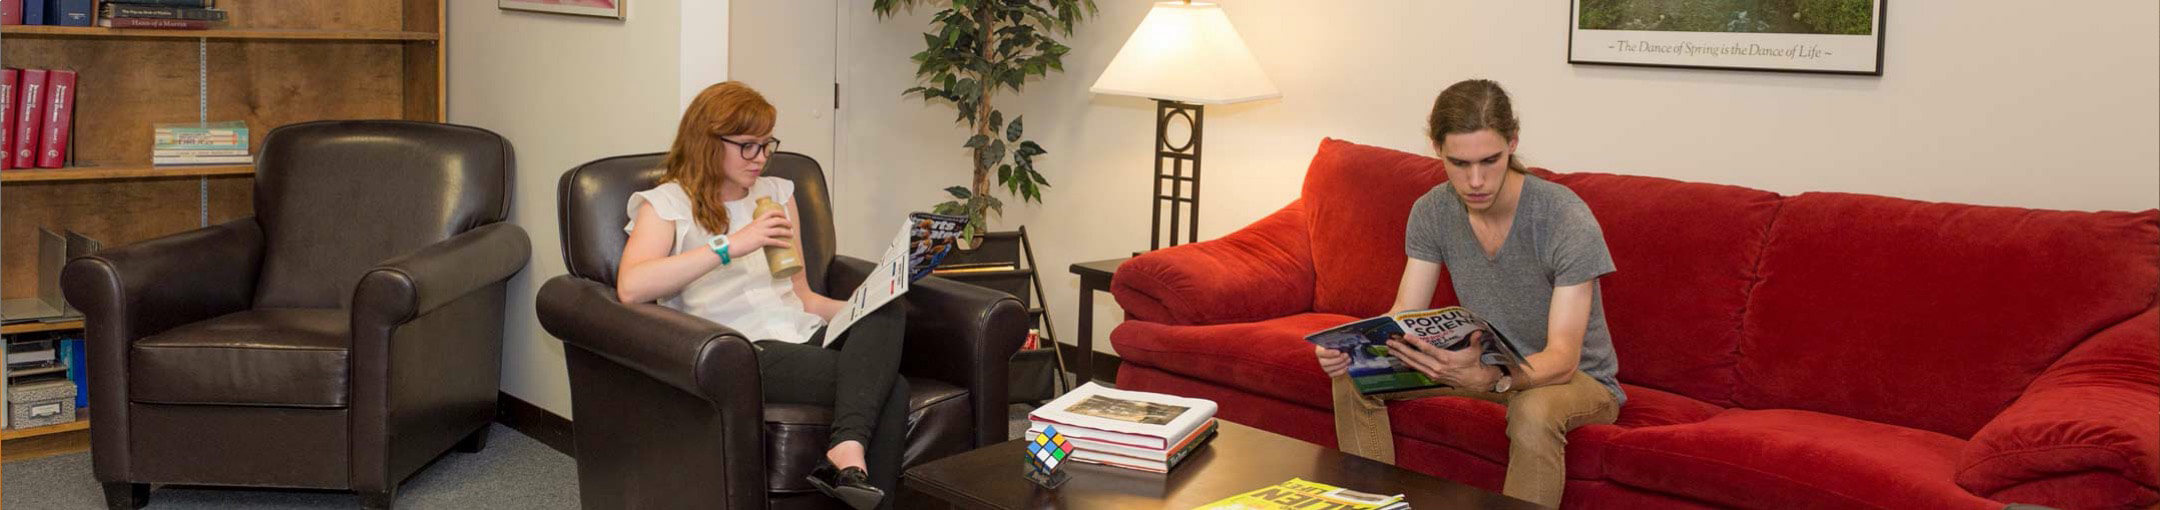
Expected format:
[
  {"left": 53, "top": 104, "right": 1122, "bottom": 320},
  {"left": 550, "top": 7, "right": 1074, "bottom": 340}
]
[
  {"left": 1490, "top": 367, "right": 1514, "bottom": 393},
  {"left": 706, "top": 235, "right": 732, "bottom": 266}
]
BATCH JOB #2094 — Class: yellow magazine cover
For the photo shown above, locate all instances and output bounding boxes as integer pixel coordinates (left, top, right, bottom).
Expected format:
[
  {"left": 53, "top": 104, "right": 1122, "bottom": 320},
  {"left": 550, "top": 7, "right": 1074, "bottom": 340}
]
[{"left": 1193, "top": 478, "right": 1404, "bottom": 510}]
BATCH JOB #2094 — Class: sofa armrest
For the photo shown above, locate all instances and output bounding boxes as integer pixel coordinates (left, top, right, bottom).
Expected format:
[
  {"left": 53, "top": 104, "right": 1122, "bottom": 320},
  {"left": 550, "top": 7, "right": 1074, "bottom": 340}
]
[
  {"left": 1112, "top": 200, "right": 1316, "bottom": 325},
  {"left": 1958, "top": 307, "right": 2159, "bottom": 508},
  {"left": 60, "top": 217, "right": 264, "bottom": 482},
  {"left": 353, "top": 222, "right": 532, "bottom": 326},
  {"left": 829, "top": 255, "right": 1029, "bottom": 447},
  {"left": 537, "top": 275, "right": 763, "bottom": 404}
]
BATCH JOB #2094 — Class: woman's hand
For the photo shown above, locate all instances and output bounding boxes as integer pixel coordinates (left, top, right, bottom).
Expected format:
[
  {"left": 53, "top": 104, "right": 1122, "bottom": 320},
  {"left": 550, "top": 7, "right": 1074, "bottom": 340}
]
[
  {"left": 1315, "top": 345, "right": 1351, "bottom": 378},
  {"left": 1387, "top": 332, "right": 1495, "bottom": 389},
  {"left": 727, "top": 208, "right": 794, "bottom": 256}
]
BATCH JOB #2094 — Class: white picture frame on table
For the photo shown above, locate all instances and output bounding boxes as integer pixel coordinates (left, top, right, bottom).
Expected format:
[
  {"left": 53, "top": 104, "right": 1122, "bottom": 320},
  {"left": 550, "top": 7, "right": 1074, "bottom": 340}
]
[
  {"left": 1570, "top": 0, "right": 1886, "bottom": 75},
  {"left": 500, "top": 0, "right": 626, "bottom": 19}
]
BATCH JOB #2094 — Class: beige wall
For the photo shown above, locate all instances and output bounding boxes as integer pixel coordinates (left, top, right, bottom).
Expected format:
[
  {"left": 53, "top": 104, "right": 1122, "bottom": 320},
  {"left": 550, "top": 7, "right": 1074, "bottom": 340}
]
[
  {"left": 450, "top": 0, "right": 712, "bottom": 416},
  {"left": 835, "top": 1, "right": 2160, "bottom": 355}
]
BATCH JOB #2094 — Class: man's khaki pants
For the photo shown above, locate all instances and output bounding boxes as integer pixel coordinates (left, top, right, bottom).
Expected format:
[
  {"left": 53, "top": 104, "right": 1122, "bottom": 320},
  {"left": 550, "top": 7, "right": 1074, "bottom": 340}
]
[{"left": 1333, "top": 371, "right": 1618, "bottom": 508}]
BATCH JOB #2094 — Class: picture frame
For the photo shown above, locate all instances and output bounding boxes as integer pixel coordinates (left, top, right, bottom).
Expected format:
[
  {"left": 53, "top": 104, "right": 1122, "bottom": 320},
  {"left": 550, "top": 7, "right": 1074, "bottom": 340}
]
[
  {"left": 499, "top": 0, "right": 626, "bottom": 19},
  {"left": 1569, "top": 0, "right": 1886, "bottom": 75}
]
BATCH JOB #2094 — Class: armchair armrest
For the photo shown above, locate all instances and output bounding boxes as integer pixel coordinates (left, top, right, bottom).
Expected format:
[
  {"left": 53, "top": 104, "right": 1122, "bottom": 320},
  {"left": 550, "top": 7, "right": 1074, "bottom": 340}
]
[
  {"left": 1958, "top": 307, "right": 2159, "bottom": 508},
  {"left": 60, "top": 217, "right": 263, "bottom": 482},
  {"left": 1112, "top": 200, "right": 1316, "bottom": 326},
  {"left": 829, "top": 255, "right": 1029, "bottom": 447},
  {"left": 536, "top": 275, "right": 762, "bottom": 404},
  {"left": 353, "top": 222, "right": 531, "bottom": 326}
]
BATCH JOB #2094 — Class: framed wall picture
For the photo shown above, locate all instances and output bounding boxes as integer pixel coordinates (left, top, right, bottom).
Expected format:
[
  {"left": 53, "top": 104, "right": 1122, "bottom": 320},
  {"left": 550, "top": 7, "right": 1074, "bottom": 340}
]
[
  {"left": 1569, "top": 0, "right": 1885, "bottom": 75},
  {"left": 500, "top": 0, "right": 626, "bottom": 19}
]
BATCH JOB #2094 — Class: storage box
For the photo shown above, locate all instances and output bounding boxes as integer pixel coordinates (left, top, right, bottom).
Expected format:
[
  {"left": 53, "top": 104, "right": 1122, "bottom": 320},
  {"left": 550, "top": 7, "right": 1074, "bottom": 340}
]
[{"left": 8, "top": 379, "right": 77, "bottom": 429}]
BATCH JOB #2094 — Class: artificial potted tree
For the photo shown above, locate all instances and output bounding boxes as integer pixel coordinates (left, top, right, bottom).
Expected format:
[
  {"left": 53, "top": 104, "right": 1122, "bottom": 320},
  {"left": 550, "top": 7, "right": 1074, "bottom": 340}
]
[{"left": 874, "top": 0, "right": 1095, "bottom": 402}]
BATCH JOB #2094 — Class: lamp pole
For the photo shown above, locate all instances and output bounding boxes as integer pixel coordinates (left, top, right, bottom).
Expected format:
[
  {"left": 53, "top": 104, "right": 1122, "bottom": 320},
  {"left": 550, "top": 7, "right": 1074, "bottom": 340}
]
[{"left": 1151, "top": 99, "right": 1205, "bottom": 250}]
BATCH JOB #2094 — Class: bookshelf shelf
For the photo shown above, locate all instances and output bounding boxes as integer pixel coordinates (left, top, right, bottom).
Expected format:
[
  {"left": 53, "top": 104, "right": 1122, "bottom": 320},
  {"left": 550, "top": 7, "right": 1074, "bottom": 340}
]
[
  {"left": 0, "top": 321, "right": 84, "bottom": 335},
  {"left": 0, "top": 410, "right": 90, "bottom": 441},
  {"left": 1, "top": 25, "right": 439, "bottom": 41},
  {"left": 1, "top": 165, "right": 255, "bottom": 183}
]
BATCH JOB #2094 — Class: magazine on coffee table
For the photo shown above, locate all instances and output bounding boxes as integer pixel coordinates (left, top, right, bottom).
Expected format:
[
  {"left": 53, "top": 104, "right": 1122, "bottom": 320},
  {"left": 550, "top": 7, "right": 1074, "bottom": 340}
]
[
  {"left": 823, "top": 212, "right": 966, "bottom": 338},
  {"left": 1306, "top": 306, "right": 1533, "bottom": 396}
]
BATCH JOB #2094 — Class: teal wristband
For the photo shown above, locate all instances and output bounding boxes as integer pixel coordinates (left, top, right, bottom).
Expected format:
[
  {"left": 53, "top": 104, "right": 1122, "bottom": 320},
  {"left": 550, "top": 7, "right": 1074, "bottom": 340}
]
[{"left": 706, "top": 235, "right": 732, "bottom": 266}]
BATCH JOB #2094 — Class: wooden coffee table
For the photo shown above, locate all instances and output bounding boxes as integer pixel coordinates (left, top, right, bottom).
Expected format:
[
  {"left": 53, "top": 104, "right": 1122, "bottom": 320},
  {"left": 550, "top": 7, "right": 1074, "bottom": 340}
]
[{"left": 901, "top": 420, "right": 1546, "bottom": 509}]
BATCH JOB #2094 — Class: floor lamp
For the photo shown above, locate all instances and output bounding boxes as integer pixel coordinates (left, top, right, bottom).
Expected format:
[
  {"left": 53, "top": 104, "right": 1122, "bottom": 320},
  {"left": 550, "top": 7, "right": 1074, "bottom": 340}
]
[{"left": 1091, "top": 1, "right": 1279, "bottom": 250}]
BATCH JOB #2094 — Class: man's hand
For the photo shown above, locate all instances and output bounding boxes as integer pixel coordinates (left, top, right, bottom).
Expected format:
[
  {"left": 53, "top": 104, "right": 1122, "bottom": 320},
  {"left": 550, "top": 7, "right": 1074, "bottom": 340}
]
[
  {"left": 1388, "top": 332, "right": 1498, "bottom": 390},
  {"left": 1315, "top": 345, "right": 1352, "bottom": 378}
]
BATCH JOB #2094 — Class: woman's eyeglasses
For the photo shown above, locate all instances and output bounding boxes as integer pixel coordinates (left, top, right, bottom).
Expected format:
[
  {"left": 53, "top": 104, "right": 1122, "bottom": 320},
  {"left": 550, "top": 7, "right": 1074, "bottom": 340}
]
[{"left": 717, "top": 137, "right": 782, "bottom": 159}]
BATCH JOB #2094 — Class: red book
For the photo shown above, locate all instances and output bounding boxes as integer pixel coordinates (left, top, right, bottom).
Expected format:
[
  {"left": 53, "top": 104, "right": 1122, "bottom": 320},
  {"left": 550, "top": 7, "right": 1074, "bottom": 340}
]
[
  {"left": 100, "top": 17, "right": 210, "bottom": 29},
  {"left": 3, "top": 0, "right": 22, "bottom": 25},
  {"left": 37, "top": 70, "right": 77, "bottom": 168},
  {"left": 12, "top": 69, "right": 46, "bottom": 169},
  {"left": 1, "top": 69, "right": 16, "bottom": 171}
]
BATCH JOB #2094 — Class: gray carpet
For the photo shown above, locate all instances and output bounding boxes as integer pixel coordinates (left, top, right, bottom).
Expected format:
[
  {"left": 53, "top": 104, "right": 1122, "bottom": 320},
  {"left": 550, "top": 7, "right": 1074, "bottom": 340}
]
[{"left": 2, "top": 425, "right": 577, "bottom": 509}]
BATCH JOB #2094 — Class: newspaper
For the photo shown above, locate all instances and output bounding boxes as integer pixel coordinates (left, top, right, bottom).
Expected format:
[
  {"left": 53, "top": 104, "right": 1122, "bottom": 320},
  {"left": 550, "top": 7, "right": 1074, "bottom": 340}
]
[
  {"left": 822, "top": 212, "right": 966, "bottom": 339},
  {"left": 1306, "top": 306, "right": 1533, "bottom": 396},
  {"left": 1193, "top": 478, "right": 1406, "bottom": 510}
]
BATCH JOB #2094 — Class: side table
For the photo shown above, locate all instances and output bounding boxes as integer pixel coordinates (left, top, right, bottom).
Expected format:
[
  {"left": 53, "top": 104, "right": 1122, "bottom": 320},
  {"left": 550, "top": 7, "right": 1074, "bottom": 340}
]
[{"left": 1066, "top": 257, "right": 1128, "bottom": 385}]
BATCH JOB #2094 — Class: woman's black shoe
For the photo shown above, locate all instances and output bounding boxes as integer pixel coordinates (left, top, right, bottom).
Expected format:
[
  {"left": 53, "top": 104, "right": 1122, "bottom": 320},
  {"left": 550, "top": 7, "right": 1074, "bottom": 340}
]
[{"left": 806, "top": 463, "right": 885, "bottom": 510}]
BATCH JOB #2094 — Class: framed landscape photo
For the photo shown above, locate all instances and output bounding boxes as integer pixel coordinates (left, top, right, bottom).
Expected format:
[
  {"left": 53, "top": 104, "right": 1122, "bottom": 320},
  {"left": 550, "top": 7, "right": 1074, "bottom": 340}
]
[
  {"left": 1570, "top": 0, "right": 1886, "bottom": 75},
  {"left": 500, "top": 0, "right": 626, "bottom": 19}
]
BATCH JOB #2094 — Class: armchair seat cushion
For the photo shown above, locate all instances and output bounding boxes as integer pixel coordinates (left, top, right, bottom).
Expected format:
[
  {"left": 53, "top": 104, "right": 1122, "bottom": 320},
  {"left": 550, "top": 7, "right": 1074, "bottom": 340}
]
[
  {"left": 761, "top": 376, "right": 970, "bottom": 493},
  {"left": 130, "top": 308, "right": 350, "bottom": 407}
]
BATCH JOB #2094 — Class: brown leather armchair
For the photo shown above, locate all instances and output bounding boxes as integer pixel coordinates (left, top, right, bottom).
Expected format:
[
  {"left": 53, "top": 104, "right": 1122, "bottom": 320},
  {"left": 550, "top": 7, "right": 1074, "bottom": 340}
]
[
  {"left": 60, "top": 120, "right": 531, "bottom": 510},
  {"left": 537, "top": 152, "right": 1029, "bottom": 510}
]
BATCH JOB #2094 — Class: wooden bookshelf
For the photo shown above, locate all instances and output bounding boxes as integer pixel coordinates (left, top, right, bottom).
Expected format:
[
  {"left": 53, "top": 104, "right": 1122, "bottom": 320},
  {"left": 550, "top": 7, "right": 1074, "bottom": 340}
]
[
  {"left": 0, "top": 1, "right": 446, "bottom": 450},
  {"left": 1, "top": 25, "right": 439, "bottom": 41}
]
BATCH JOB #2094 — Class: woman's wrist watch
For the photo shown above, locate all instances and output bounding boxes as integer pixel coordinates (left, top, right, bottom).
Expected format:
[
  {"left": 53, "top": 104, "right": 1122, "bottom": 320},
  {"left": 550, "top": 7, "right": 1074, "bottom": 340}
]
[
  {"left": 1489, "top": 365, "right": 1513, "bottom": 393},
  {"left": 707, "top": 235, "right": 732, "bottom": 266}
]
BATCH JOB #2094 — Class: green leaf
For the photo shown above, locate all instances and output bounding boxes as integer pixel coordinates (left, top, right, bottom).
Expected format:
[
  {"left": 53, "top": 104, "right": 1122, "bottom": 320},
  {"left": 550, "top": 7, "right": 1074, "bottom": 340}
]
[
  {"left": 978, "top": 139, "right": 1007, "bottom": 170},
  {"left": 932, "top": 200, "right": 964, "bottom": 215},
  {"left": 984, "top": 193, "right": 1004, "bottom": 215},
  {"left": 1017, "top": 140, "right": 1046, "bottom": 157},
  {"left": 998, "top": 164, "right": 1012, "bottom": 185},
  {"left": 964, "top": 134, "right": 989, "bottom": 149},
  {"left": 1031, "top": 167, "right": 1049, "bottom": 185},
  {"left": 1006, "top": 116, "right": 1023, "bottom": 142},
  {"left": 944, "top": 186, "right": 972, "bottom": 199},
  {"left": 989, "top": 110, "right": 1004, "bottom": 138}
]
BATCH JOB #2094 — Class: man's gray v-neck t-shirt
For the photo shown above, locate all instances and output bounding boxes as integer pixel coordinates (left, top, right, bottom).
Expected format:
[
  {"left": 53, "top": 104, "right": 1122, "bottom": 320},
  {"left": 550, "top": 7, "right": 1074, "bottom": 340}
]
[{"left": 1405, "top": 174, "right": 1624, "bottom": 405}]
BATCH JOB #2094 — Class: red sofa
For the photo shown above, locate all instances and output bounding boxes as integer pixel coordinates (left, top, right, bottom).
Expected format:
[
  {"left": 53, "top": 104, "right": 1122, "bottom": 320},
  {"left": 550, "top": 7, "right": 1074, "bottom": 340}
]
[{"left": 1109, "top": 139, "right": 2159, "bottom": 509}]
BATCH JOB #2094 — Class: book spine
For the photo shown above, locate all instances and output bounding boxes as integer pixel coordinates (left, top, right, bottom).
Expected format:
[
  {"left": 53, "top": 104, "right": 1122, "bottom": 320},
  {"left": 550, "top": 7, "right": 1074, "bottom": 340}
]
[
  {"left": 1, "top": 69, "right": 16, "bottom": 170},
  {"left": 122, "top": 0, "right": 216, "bottom": 7},
  {"left": 104, "top": 4, "right": 225, "bottom": 21},
  {"left": 64, "top": 338, "right": 87, "bottom": 408},
  {"left": 48, "top": 0, "right": 89, "bottom": 26},
  {"left": 152, "top": 148, "right": 249, "bottom": 157},
  {"left": 20, "top": 0, "right": 39, "bottom": 25},
  {"left": 13, "top": 69, "right": 46, "bottom": 169},
  {"left": 103, "top": 16, "right": 209, "bottom": 29},
  {"left": 37, "top": 70, "right": 75, "bottom": 168},
  {"left": 3, "top": 0, "right": 22, "bottom": 25}
]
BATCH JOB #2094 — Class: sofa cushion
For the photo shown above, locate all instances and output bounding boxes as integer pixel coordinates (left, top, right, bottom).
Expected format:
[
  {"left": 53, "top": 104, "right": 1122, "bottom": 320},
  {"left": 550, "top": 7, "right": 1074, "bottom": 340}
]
[
  {"left": 762, "top": 377, "right": 967, "bottom": 493},
  {"left": 1737, "top": 193, "right": 2160, "bottom": 438},
  {"left": 1110, "top": 312, "right": 1360, "bottom": 409},
  {"left": 130, "top": 308, "right": 351, "bottom": 407},
  {"left": 1384, "top": 383, "right": 1724, "bottom": 482},
  {"left": 1299, "top": 139, "right": 1456, "bottom": 318},
  {"left": 1604, "top": 409, "right": 2002, "bottom": 510},
  {"left": 1541, "top": 172, "right": 1781, "bottom": 407}
]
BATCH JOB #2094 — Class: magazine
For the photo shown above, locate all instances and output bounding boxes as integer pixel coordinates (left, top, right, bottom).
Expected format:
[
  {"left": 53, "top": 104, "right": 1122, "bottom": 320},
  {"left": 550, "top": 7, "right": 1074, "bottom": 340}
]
[
  {"left": 1027, "top": 382, "right": 1218, "bottom": 450},
  {"left": 823, "top": 212, "right": 967, "bottom": 339},
  {"left": 1193, "top": 478, "right": 1406, "bottom": 510},
  {"left": 1306, "top": 306, "right": 1533, "bottom": 396}
]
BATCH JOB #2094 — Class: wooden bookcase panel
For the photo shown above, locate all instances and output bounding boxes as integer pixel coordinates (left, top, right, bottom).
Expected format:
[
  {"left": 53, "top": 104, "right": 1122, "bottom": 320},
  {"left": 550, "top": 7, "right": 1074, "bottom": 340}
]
[
  {"left": 1, "top": 177, "right": 252, "bottom": 300},
  {"left": 211, "top": 0, "right": 409, "bottom": 31},
  {"left": 1, "top": 38, "right": 411, "bottom": 167}
]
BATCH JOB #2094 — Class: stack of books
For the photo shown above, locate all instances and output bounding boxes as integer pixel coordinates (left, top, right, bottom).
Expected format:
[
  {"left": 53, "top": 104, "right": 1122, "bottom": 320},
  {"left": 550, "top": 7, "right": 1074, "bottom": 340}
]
[
  {"left": 153, "top": 121, "right": 249, "bottom": 166},
  {"left": 1025, "top": 382, "right": 1219, "bottom": 474},
  {"left": 98, "top": 0, "right": 226, "bottom": 30},
  {"left": 1, "top": 68, "right": 82, "bottom": 170}
]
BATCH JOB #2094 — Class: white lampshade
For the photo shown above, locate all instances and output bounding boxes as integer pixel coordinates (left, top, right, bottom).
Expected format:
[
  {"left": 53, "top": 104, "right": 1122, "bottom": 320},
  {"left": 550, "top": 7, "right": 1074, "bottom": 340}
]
[{"left": 1090, "top": 2, "right": 1279, "bottom": 105}]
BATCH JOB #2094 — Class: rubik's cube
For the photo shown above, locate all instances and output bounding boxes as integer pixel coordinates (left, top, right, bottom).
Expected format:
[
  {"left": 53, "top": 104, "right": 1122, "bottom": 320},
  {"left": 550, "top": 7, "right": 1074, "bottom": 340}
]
[{"left": 1027, "top": 425, "right": 1075, "bottom": 474}]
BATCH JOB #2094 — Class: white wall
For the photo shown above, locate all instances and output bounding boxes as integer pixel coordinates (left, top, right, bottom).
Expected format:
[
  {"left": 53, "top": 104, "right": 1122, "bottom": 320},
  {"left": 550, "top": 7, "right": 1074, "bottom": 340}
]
[
  {"left": 450, "top": 0, "right": 721, "bottom": 416},
  {"left": 835, "top": 1, "right": 2160, "bottom": 356}
]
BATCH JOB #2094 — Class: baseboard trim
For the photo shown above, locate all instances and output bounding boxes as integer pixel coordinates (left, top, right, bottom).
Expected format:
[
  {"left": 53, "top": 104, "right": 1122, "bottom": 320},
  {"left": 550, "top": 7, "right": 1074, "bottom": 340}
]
[
  {"left": 1055, "top": 341, "right": 1122, "bottom": 384},
  {"left": 496, "top": 392, "right": 574, "bottom": 457}
]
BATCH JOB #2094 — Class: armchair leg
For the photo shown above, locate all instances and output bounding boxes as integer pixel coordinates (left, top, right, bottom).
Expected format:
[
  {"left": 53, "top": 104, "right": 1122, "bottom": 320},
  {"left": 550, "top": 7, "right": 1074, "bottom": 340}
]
[
  {"left": 454, "top": 426, "right": 491, "bottom": 453},
  {"left": 361, "top": 487, "right": 398, "bottom": 510},
  {"left": 101, "top": 482, "right": 147, "bottom": 510}
]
